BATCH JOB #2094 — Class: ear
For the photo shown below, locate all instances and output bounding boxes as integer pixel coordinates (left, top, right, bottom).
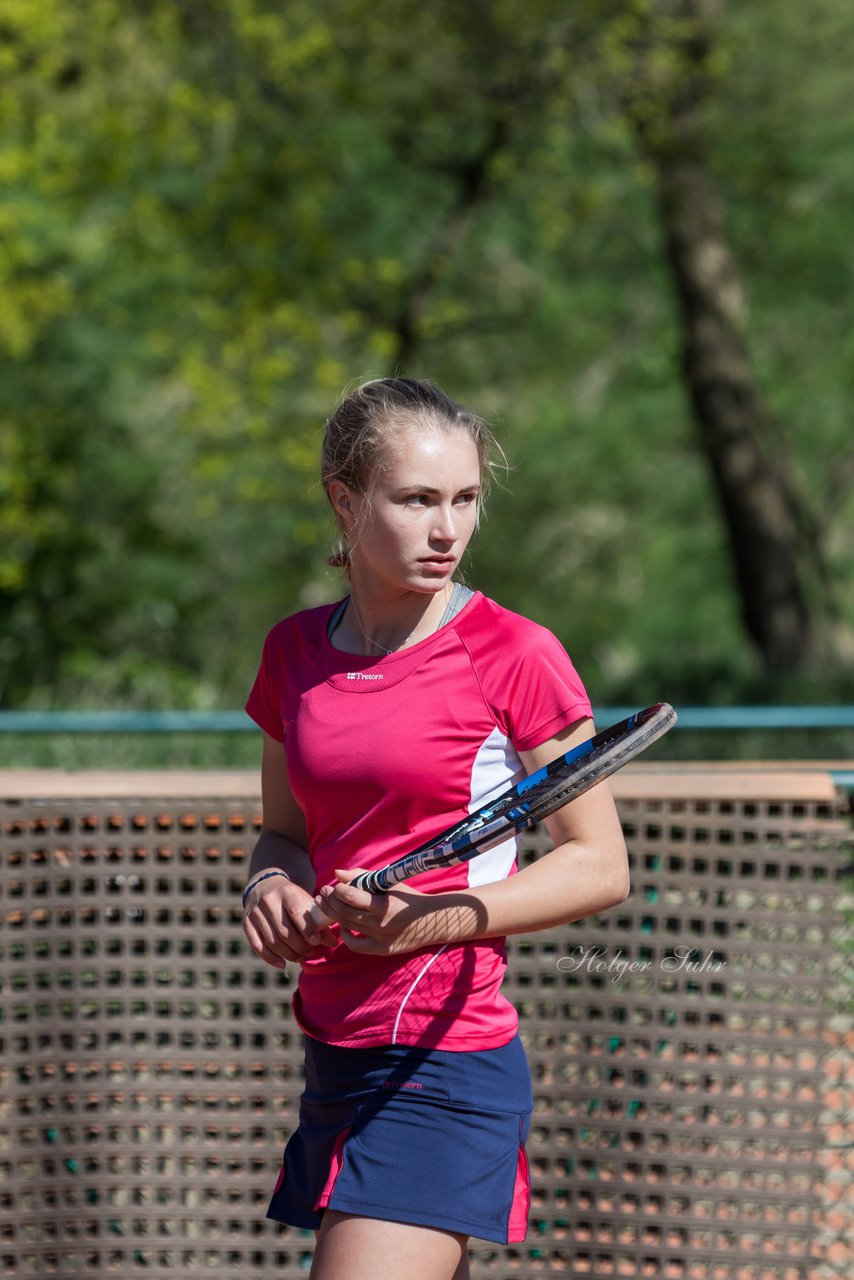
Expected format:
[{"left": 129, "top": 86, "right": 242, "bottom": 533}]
[{"left": 327, "top": 480, "right": 356, "bottom": 524}]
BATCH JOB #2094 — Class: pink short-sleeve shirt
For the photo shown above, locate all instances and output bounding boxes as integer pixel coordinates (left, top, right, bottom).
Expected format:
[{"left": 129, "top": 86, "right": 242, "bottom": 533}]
[{"left": 246, "top": 591, "right": 592, "bottom": 1050}]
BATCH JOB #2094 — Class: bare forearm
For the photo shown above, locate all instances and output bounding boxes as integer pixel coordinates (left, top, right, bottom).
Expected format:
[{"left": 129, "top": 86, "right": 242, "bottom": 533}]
[
  {"left": 247, "top": 828, "right": 316, "bottom": 895},
  {"left": 448, "top": 840, "right": 630, "bottom": 942},
  {"left": 452, "top": 787, "right": 631, "bottom": 942},
  {"left": 317, "top": 837, "right": 631, "bottom": 956}
]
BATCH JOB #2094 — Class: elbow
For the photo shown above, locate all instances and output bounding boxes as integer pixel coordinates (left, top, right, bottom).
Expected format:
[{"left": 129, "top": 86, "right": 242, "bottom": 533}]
[
  {"left": 600, "top": 873, "right": 630, "bottom": 910},
  {"left": 613, "top": 875, "right": 631, "bottom": 905},
  {"left": 608, "top": 856, "right": 632, "bottom": 906}
]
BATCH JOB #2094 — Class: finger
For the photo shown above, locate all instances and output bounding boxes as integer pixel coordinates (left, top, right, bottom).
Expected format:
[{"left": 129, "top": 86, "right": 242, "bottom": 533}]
[
  {"left": 288, "top": 901, "right": 325, "bottom": 947},
  {"left": 266, "top": 939, "right": 304, "bottom": 965},
  {"left": 243, "top": 916, "right": 290, "bottom": 968},
  {"left": 245, "top": 881, "right": 322, "bottom": 952},
  {"left": 269, "top": 895, "right": 321, "bottom": 956},
  {"left": 309, "top": 893, "right": 338, "bottom": 923},
  {"left": 271, "top": 886, "right": 336, "bottom": 947},
  {"left": 316, "top": 892, "right": 378, "bottom": 936},
  {"left": 309, "top": 919, "right": 338, "bottom": 947},
  {"left": 313, "top": 889, "right": 342, "bottom": 922},
  {"left": 255, "top": 899, "right": 313, "bottom": 958},
  {"left": 320, "top": 882, "right": 376, "bottom": 918},
  {"left": 246, "top": 913, "right": 309, "bottom": 965},
  {"left": 332, "top": 869, "right": 376, "bottom": 910},
  {"left": 307, "top": 898, "right": 338, "bottom": 937},
  {"left": 246, "top": 922, "right": 316, "bottom": 967},
  {"left": 313, "top": 888, "right": 356, "bottom": 928}
]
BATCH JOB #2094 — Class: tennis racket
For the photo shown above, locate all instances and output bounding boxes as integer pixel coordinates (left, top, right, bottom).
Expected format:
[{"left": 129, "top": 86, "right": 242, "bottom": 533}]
[{"left": 352, "top": 702, "right": 677, "bottom": 894}]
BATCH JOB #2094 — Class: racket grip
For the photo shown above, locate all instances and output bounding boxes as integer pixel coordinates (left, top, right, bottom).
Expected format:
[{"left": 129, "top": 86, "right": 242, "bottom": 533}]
[
  {"left": 352, "top": 849, "right": 436, "bottom": 894},
  {"left": 351, "top": 867, "right": 392, "bottom": 894}
]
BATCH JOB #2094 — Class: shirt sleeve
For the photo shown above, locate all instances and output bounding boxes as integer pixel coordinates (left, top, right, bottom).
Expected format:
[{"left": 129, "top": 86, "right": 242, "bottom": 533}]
[
  {"left": 479, "top": 620, "right": 593, "bottom": 752},
  {"left": 244, "top": 626, "right": 286, "bottom": 742}
]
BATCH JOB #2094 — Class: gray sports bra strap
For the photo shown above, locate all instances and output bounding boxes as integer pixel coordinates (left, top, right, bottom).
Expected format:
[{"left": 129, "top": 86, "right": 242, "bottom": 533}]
[
  {"left": 437, "top": 582, "right": 474, "bottom": 627},
  {"left": 327, "top": 599, "right": 349, "bottom": 638}
]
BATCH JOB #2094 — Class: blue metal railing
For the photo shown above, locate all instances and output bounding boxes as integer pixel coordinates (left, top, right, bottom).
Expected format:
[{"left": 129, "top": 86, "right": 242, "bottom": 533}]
[
  {"left": 1, "top": 706, "right": 854, "bottom": 733},
  {"left": 1, "top": 708, "right": 851, "bottom": 789}
]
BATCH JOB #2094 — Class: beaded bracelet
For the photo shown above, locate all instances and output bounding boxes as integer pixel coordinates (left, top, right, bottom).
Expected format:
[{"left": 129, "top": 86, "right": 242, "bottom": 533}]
[{"left": 242, "top": 869, "right": 290, "bottom": 908}]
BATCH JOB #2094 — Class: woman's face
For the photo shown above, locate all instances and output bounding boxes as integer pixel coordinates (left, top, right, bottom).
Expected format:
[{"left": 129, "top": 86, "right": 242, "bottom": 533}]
[{"left": 333, "top": 424, "right": 482, "bottom": 595}]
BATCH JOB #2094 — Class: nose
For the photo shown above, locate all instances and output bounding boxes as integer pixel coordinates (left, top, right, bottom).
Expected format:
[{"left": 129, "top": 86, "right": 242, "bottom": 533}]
[{"left": 430, "top": 502, "right": 458, "bottom": 545}]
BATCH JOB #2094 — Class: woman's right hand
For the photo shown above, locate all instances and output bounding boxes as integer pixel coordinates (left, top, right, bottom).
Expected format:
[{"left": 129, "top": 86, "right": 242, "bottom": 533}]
[{"left": 242, "top": 872, "right": 337, "bottom": 969}]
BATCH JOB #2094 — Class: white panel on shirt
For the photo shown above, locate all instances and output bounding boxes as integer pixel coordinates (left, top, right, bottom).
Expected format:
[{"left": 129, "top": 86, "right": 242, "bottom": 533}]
[{"left": 466, "top": 727, "right": 526, "bottom": 887}]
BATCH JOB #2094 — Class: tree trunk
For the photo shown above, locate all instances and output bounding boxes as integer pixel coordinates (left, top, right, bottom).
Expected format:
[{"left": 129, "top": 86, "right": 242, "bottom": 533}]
[
  {"left": 625, "top": 1, "right": 838, "bottom": 672},
  {"left": 655, "top": 153, "right": 821, "bottom": 670}
]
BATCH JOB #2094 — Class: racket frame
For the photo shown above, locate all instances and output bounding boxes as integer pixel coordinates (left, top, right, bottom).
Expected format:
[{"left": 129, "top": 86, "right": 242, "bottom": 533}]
[{"left": 352, "top": 702, "right": 676, "bottom": 894}]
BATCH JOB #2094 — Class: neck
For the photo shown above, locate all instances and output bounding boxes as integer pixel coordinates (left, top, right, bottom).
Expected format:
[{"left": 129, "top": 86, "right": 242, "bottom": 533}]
[{"left": 337, "top": 582, "right": 454, "bottom": 657}]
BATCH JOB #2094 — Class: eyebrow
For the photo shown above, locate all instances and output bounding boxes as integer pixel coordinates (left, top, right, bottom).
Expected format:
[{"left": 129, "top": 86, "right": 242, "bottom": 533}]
[{"left": 390, "top": 483, "right": 481, "bottom": 496}]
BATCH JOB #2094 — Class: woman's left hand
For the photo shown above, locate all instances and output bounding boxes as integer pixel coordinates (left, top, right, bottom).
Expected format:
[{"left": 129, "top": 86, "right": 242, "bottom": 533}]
[{"left": 309, "top": 870, "right": 462, "bottom": 955}]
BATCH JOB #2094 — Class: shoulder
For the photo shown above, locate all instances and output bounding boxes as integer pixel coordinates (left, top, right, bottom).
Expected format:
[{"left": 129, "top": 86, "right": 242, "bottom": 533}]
[
  {"left": 458, "top": 593, "right": 568, "bottom": 655},
  {"left": 246, "top": 600, "right": 342, "bottom": 739},
  {"left": 251, "top": 599, "right": 341, "bottom": 685},
  {"left": 259, "top": 600, "right": 341, "bottom": 653},
  {"left": 247, "top": 602, "right": 335, "bottom": 740},
  {"left": 456, "top": 594, "right": 592, "bottom": 750}
]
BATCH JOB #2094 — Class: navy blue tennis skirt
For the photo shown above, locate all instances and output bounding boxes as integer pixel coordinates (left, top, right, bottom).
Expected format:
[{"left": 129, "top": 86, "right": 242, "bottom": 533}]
[{"left": 267, "top": 1033, "right": 534, "bottom": 1244}]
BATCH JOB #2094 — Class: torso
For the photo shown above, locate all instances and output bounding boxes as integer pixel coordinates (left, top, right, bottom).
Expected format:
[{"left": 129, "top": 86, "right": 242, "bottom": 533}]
[{"left": 246, "top": 591, "right": 591, "bottom": 1050}]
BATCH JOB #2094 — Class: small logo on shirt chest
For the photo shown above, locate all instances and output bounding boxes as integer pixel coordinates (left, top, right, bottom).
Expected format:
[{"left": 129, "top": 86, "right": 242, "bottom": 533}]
[{"left": 346, "top": 672, "right": 383, "bottom": 681}]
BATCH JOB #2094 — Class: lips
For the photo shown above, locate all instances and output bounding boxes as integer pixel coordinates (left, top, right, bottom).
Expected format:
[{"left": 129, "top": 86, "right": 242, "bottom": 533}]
[{"left": 419, "top": 556, "right": 455, "bottom": 567}]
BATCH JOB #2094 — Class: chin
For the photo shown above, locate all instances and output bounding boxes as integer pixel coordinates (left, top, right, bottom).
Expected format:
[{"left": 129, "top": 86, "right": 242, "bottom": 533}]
[
  {"left": 416, "top": 562, "right": 456, "bottom": 579},
  {"left": 404, "top": 579, "right": 445, "bottom": 594}
]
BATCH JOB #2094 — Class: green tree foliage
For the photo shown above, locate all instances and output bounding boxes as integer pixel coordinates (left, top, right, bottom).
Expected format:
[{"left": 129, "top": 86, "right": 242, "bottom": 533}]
[{"left": 1, "top": 0, "right": 851, "bottom": 709}]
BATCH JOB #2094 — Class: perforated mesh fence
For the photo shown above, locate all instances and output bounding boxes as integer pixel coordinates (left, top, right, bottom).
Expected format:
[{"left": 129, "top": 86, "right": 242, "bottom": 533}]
[{"left": 0, "top": 768, "right": 850, "bottom": 1279}]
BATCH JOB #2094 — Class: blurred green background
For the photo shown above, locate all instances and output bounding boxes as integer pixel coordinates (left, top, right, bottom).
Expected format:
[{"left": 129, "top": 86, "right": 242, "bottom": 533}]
[{"left": 1, "top": 0, "right": 852, "bottom": 765}]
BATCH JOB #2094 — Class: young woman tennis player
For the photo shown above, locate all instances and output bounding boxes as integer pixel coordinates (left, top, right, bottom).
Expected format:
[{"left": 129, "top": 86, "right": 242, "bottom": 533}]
[{"left": 242, "top": 378, "right": 629, "bottom": 1280}]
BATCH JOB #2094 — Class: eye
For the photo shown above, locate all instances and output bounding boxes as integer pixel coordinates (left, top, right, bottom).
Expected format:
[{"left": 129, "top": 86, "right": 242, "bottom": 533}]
[
  {"left": 455, "top": 491, "right": 479, "bottom": 505},
  {"left": 402, "top": 493, "right": 431, "bottom": 507}
]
